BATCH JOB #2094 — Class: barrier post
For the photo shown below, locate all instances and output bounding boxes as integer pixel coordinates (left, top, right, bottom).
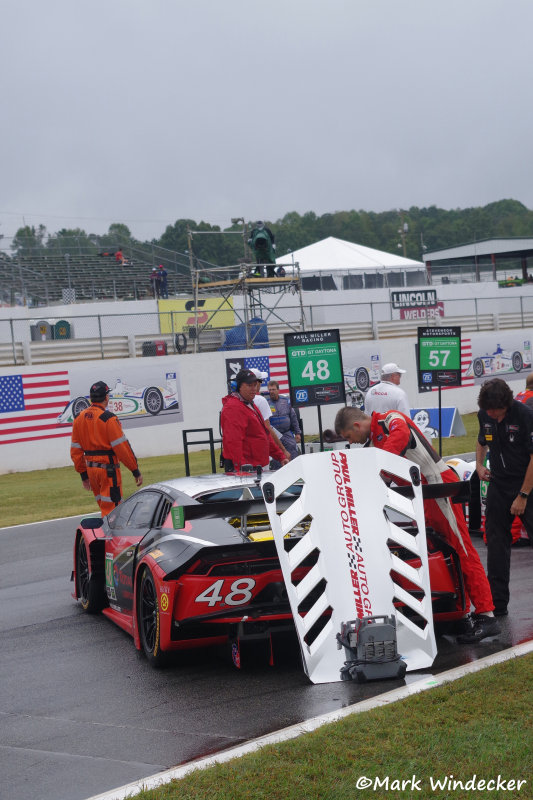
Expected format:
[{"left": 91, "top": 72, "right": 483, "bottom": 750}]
[{"left": 182, "top": 428, "right": 222, "bottom": 476}]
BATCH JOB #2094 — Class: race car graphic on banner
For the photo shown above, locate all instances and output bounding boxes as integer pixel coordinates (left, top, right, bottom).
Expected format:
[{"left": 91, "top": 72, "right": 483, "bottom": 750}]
[
  {"left": 56, "top": 366, "right": 183, "bottom": 429},
  {"left": 341, "top": 344, "right": 382, "bottom": 408},
  {"left": 464, "top": 338, "right": 531, "bottom": 380}
]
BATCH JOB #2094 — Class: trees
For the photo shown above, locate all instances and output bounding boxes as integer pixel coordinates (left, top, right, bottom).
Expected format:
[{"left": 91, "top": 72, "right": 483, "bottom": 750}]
[
  {"left": 11, "top": 224, "right": 47, "bottom": 257},
  {"left": 8, "top": 201, "right": 533, "bottom": 268}
]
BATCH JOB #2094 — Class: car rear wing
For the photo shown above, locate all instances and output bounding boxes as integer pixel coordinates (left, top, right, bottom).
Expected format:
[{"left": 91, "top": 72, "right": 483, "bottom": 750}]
[
  {"left": 171, "top": 478, "right": 470, "bottom": 526},
  {"left": 262, "top": 448, "right": 438, "bottom": 684}
]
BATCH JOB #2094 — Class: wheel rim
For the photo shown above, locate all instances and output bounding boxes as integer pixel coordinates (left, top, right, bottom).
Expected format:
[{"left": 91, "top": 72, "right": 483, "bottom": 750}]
[
  {"left": 355, "top": 369, "right": 369, "bottom": 390},
  {"left": 73, "top": 398, "right": 89, "bottom": 417},
  {"left": 145, "top": 389, "right": 162, "bottom": 414},
  {"left": 77, "top": 539, "right": 90, "bottom": 603},
  {"left": 140, "top": 574, "right": 158, "bottom": 651}
]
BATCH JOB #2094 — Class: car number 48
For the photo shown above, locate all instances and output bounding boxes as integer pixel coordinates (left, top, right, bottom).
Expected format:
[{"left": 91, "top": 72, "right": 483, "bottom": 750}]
[{"left": 195, "top": 579, "right": 256, "bottom": 606}]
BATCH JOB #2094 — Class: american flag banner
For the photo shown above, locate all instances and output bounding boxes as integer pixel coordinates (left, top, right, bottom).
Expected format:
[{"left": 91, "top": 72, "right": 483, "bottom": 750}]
[
  {"left": 225, "top": 354, "right": 290, "bottom": 393},
  {"left": 0, "top": 371, "right": 71, "bottom": 446}
]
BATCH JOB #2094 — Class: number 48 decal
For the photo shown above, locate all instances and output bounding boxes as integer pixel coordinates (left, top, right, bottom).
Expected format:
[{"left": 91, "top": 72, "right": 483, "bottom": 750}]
[{"left": 195, "top": 578, "right": 256, "bottom": 607}]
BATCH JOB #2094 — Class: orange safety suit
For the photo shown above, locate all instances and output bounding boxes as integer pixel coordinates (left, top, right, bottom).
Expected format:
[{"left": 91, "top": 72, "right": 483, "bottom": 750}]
[{"left": 71, "top": 402, "right": 140, "bottom": 515}]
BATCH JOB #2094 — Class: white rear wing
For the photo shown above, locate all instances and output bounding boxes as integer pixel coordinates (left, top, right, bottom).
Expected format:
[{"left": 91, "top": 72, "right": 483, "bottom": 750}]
[{"left": 263, "top": 448, "right": 437, "bottom": 684}]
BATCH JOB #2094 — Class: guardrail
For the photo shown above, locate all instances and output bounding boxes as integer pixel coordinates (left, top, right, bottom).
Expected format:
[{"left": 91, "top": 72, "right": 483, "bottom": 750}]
[{"left": 3, "top": 309, "right": 532, "bottom": 367}]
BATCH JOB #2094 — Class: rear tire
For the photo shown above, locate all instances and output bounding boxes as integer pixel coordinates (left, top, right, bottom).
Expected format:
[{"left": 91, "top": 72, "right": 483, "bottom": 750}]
[
  {"left": 76, "top": 537, "right": 104, "bottom": 613},
  {"left": 72, "top": 396, "right": 90, "bottom": 417},
  {"left": 138, "top": 569, "right": 167, "bottom": 667},
  {"left": 355, "top": 367, "right": 370, "bottom": 391},
  {"left": 144, "top": 387, "right": 164, "bottom": 415},
  {"left": 512, "top": 351, "right": 523, "bottom": 372},
  {"left": 472, "top": 359, "right": 484, "bottom": 378}
]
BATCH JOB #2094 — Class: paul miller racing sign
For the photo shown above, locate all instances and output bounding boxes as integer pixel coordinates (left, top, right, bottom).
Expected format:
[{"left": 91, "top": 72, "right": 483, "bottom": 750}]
[{"left": 331, "top": 450, "right": 372, "bottom": 619}]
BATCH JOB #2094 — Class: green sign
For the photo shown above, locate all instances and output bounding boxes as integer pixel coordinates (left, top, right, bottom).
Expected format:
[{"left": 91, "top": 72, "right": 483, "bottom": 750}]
[
  {"left": 171, "top": 506, "right": 185, "bottom": 529},
  {"left": 417, "top": 326, "right": 462, "bottom": 388},
  {"left": 285, "top": 329, "right": 345, "bottom": 408}
]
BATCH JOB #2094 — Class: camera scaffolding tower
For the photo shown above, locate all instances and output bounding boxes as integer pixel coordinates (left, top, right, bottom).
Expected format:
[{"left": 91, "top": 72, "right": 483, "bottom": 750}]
[{"left": 190, "top": 260, "right": 306, "bottom": 350}]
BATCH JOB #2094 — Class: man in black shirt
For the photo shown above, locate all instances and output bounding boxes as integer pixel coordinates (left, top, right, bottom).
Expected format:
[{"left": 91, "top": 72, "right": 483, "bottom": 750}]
[{"left": 476, "top": 378, "right": 533, "bottom": 616}]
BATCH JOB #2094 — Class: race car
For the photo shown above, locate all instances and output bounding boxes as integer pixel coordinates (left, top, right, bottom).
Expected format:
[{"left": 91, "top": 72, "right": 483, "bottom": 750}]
[
  {"left": 72, "top": 467, "right": 469, "bottom": 670},
  {"left": 465, "top": 341, "right": 531, "bottom": 379},
  {"left": 57, "top": 373, "right": 179, "bottom": 423}
]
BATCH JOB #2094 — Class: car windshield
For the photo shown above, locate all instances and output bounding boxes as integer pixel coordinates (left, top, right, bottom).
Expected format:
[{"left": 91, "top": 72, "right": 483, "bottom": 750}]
[{"left": 197, "top": 484, "right": 302, "bottom": 504}]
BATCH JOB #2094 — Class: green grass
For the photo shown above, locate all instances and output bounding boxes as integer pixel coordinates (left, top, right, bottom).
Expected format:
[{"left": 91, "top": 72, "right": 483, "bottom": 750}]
[
  {"left": 131, "top": 654, "right": 532, "bottom": 800},
  {"left": 0, "top": 414, "right": 480, "bottom": 527}
]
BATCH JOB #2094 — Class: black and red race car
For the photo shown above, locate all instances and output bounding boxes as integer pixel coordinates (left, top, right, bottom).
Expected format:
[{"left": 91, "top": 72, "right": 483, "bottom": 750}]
[{"left": 72, "top": 472, "right": 469, "bottom": 668}]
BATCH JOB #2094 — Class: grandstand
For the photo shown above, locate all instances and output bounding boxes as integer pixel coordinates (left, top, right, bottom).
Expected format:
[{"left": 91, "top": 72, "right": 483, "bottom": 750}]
[{"left": 0, "top": 242, "right": 194, "bottom": 306}]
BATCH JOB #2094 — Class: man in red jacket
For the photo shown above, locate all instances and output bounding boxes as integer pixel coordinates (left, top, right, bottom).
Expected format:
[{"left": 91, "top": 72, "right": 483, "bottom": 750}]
[
  {"left": 221, "top": 369, "right": 288, "bottom": 472},
  {"left": 334, "top": 406, "right": 499, "bottom": 644}
]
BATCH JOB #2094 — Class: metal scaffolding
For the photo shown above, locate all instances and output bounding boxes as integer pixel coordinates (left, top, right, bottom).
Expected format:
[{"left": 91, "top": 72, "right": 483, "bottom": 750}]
[{"left": 191, "top": 260, "right": 306, "bottom": 350}]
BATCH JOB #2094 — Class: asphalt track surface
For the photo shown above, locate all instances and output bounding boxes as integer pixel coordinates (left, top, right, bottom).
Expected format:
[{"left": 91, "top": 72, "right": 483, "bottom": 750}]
[{"left": 1, "top": 515, "right": 532, "bottom": 800}]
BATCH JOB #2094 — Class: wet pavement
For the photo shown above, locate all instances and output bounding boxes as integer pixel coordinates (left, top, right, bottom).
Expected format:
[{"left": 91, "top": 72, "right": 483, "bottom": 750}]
[{"left": 1, "top": 516, "right": 531, "bottom": 800}]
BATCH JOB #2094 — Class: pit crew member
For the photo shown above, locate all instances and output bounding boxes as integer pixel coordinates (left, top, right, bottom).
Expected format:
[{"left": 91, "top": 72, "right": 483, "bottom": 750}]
[
  {"left": 265, "top": 379, "right": 301, "bottom": 461},
  {"left": 221, "top": 369, "right": 288, "bottom": 473},
  {"left": 335, "top": 406, "right": 499, "bottom": 643},
  {"left": 476, "top": 378, "right": 533, "bottom": 617},
  {"left": 364, "top": 362, "right": 410, "bottom": 416},
  {"left": 70, "top": 381, "right": 143, "bottom": 515}
]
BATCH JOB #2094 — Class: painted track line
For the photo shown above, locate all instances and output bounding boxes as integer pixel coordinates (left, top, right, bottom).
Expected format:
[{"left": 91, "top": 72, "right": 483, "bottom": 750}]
[
  {"left": 0, "top": 513, "right": 99, "bottom": 533},
  {"left": 85, "top": 640, "right": 533, "bottom": 800}
]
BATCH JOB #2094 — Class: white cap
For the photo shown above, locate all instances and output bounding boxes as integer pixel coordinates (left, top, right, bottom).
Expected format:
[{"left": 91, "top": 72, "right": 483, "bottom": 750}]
[
  {"left": 250, "top": 368, "right": 268, "bottom": 380},
  {"left": 381, "top": 362, "right": 406, "bottom": 375}
]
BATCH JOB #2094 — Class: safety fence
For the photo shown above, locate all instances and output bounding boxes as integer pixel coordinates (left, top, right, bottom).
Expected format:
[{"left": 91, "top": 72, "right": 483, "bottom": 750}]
[{"left": 2, "top": 293, "right": 533, "bottom": 366}]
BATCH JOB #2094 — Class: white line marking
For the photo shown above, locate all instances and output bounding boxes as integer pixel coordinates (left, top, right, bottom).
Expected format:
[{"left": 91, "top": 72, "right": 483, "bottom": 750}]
[
  {"left": 84, "top": 640, "right": 533, "bottom": 800},
  {"left": 0, "top": 513, "right": 98, "bottom": 533}
]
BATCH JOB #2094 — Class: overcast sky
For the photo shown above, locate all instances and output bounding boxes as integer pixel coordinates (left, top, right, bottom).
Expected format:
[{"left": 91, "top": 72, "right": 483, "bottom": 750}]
[{"left": 1, "top": 0, "right": 532, "bottom": 249}]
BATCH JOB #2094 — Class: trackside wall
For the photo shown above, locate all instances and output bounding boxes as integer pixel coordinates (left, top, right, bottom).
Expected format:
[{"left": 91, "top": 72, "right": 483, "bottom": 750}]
[{"left": 4, "top": 326, "right": 527, "bottom": 474}]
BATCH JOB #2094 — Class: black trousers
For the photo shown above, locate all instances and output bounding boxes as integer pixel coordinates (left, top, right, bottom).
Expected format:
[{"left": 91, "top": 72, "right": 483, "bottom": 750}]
[{"left": 485, "top": 480, "right": 533, "bottom": 609}]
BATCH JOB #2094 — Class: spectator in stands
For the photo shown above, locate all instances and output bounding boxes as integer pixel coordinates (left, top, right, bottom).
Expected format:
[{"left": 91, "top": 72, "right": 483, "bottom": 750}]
[
  {"left": 149, "top": 267, "right": 161, "bottom": 299},
  {"left": 158, "top": 264, "right": 169, "bottom": 298},
  {"left": 115, "top": 248, "right": 125, "bottom": 266}
]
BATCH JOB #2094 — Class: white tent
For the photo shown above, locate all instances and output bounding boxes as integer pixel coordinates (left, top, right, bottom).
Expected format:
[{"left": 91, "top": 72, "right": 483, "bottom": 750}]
[
  {"left": 278, "top": 236, "right": 424, "bottom": 272},
  {"left": 277, "top": 236, "right": 427, "bottom": 289}
]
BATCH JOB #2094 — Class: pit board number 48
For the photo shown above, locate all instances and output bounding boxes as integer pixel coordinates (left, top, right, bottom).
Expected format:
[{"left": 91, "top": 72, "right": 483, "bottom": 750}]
[{"left": 301, "top": 359, "right": 331, "bottom": 381}]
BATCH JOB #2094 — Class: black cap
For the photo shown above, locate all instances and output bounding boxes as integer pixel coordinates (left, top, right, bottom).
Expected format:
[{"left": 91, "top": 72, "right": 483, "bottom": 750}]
[
  {"left": 90, "top": 381, "right": 110, "bottom": 402},
  {"left": 235, "top": 369, "right": 259, "bottom": 388}
]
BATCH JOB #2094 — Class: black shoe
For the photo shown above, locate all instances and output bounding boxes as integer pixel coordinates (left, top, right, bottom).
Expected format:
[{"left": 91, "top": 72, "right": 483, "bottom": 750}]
[
  {"left": 457, "top": 615, "right": 501, "bottom": 644},
  {"left": 494, "top": 607, "right": 508, "bottom": 617}
]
